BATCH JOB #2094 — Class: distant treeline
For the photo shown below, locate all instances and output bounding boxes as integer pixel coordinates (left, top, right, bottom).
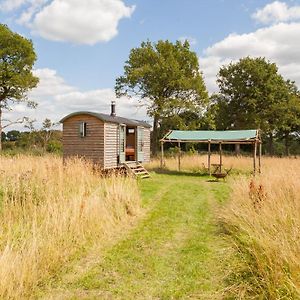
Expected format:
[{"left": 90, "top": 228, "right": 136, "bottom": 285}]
[{"left": 1, "top": 129, "right": 62, "bottom": 155}]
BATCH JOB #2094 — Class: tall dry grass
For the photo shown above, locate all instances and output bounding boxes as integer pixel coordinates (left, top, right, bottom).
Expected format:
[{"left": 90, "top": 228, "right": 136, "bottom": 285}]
[
  {"left": 221, "top": 156, "right": 300, "bottom": 298},
  {"left": 0, "top": 155, "right": 140, "bottom": 299},
  {"left": 148, "top": 153, "right": 300, "bottom": 297},
  {"left": 147, "top": 153, "right": 255, "bottom": 173}
]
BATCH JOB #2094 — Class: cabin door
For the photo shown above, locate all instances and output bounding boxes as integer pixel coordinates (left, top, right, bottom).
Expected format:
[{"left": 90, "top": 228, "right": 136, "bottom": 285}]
[
  {"left": 136, "top": 126, "right": 144, "bottom": 162},
  {"left": 119, "top": 124, "right": 126, "bottom": 163}
]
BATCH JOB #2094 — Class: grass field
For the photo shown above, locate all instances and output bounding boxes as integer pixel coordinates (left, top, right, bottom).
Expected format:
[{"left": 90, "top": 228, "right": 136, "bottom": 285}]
[
  {"left": 149, "top": 154, "right": 300, "bottom": 298},
  {"left": 0, "top": 154, "right": 299, "bottom": 299},
  {"left": 43, "top": 172, "right": 232, "bottom": 299},
  {"left": 0, "top": 156, "right": 141, "bottom": 299}
]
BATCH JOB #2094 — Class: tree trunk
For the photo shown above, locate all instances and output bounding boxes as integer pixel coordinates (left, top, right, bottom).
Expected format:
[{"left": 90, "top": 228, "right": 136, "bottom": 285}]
[
  {"left": 268, "top": 133, "right": 274, "bottom": 156},
  {"left": 284, "top": 131, "right": 290, "bottom": 157},
  {"left": 151, "top": 114, "right": 159, "bottom": 156},
  {"left": 235, "top": 143, "right": 240, "bottom": 156}
]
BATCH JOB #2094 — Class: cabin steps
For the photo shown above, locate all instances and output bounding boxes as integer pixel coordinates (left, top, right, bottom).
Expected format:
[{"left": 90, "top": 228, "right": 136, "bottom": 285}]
[{"left": 123, "top": 162, "right": 150, "bottom": 179}]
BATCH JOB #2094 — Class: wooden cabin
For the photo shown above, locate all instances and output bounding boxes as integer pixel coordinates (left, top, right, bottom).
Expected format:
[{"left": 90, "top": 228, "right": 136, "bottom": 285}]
[{"left": 60, "top": 102, "right": 151, "bottom": 169}]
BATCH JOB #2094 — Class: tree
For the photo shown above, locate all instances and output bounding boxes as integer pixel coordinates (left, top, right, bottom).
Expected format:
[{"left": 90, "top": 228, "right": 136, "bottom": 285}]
[
  {"left": 216, "top": 57, "right": 293, "bottom": 154},
  {"left": 39, "top": 118, "right": 58, "bottom": 150},
  {"left": 6, "top": 130, "right": 21, "bottom": 141},
  {"left": 0, "top": 24, "right": 39, "bottom": 150},
  {"left": 275, "top": 82, "right": 300, "bottom": 155},
  {"left": 115, "top": 40, "right": 208, "bottom": 154},
  {"left": 1, "top": 131, "right": 6, "bottom": 142}
]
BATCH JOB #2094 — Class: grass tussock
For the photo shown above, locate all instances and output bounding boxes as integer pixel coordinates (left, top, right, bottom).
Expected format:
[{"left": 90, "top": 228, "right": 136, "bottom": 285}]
[
  {"left": 221, "top": 157, "right": 300, "bottom": 298},
  {"left": 0, "top": 155, "right": 140, "bottom": 299}
]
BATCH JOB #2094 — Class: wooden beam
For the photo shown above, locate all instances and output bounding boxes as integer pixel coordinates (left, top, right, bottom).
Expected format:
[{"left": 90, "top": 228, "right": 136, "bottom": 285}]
[
  {"left": 178, "top": 142, "right": 181, "bottom": 172},
  {"left": 160, "top": 141, "right": 164, "bottom": 168},
  {"left": 219, "top": 142, "right": 222, "bottom": 173},
  {"left": 160, "top": 139, "right": 256, "bottom": 144},
  {"left": 208, "top": 141, "right": 211, "bottom": 176},
  {"left": 258, "top": 141, "right": 262, "bottom": 174},
  {"left": 253, "top": 141, "right": 257, "bottom": 175}
]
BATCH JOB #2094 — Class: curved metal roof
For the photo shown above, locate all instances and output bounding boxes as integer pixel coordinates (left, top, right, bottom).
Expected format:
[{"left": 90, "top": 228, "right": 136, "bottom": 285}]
[{"left": 60, "top": 111, "right": 151, "bottom": 128}]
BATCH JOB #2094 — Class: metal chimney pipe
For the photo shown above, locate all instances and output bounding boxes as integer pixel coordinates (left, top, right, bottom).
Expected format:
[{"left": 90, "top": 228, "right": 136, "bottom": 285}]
[{"left": 111, "top": 100, "right": 116, "bottom": 117}]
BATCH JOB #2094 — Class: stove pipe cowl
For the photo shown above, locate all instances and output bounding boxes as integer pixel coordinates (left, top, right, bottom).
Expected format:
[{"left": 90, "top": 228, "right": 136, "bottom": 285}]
[{"left": 111, "top": 100, "right": 116, "bottom": 117}]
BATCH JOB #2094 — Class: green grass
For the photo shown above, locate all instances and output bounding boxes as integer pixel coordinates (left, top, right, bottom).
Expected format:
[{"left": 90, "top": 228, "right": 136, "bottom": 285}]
[{"left": 52, "top": 173, "right": 232, "bottom": 299}]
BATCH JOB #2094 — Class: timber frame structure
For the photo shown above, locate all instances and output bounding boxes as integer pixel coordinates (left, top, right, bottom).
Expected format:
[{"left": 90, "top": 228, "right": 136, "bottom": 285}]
[{"left": 160, "top": 129, "right": 262, "bottom": 174}]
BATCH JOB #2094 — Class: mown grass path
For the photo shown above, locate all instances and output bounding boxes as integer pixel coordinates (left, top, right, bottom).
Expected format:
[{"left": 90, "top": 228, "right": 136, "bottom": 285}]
[{"left": 48, "top": 173, "right": 231, "bottom": 299}]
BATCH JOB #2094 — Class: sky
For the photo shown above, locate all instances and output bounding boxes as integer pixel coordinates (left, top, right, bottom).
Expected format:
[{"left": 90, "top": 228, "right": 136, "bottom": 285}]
[{"left": 0, "top": 0, "right": 300, "bottom": 130}]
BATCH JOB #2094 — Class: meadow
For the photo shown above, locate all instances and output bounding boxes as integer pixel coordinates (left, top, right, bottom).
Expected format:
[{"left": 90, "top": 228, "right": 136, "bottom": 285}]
[
  {"left": 0, "top": 156, "right": 140, "bottom": 299},
  {"left": 0, "top": 154, "right": 299, "bottom": 299},
  {"left": 149, "top": 154, "right": 300, "bottom": 298}
]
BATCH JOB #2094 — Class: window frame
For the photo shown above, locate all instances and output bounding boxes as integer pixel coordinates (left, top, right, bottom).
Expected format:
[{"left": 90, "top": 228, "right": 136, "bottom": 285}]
[{"left": 79, "top": 122, "right": 87, "bottom": 138}]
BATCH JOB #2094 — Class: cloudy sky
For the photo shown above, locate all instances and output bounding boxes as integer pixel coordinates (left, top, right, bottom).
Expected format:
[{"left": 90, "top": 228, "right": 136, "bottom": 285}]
[{"left": 0, "top": 0, "right": 300, "bottom": 130}]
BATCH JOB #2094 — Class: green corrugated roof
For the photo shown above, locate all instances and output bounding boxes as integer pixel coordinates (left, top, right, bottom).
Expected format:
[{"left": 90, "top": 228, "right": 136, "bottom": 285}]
[{"left": 163, "top": 130, "right": 258, "bottom": 142}]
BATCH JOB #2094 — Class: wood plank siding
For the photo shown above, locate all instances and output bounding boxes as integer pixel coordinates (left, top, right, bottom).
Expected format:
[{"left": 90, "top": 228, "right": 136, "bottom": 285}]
[
  {"left": 143, "top": 128, "right": 151, "bottom": 162},
  {"left": 62, "top": 114, "right": 104, "bottom": 166},
  {"left": 104, "top": 122, "right": 119, "bottom": 168}
]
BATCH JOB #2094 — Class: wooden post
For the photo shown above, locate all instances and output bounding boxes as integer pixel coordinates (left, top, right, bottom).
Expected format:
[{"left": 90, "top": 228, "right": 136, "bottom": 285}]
[
  {"left": 160, "top": 141, "right": 164, "bottom": 168},
  {"left": 258, "top": 141, "right": 262, "bottom": 174},
  {"left": 178, "top": 142, "right": 181, "bottom": 172},
  {"left": 253, "top": 141, "right": 257, "bottom": 175},
  {"left": 208, "top": 141, "right": 211, "bottom": 176},
  {"left": 219, "top": 142, "right": 222, "bottom": 173}
]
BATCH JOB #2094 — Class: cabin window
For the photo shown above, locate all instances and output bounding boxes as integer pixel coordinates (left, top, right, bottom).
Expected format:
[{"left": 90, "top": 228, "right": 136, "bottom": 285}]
[
  {"left": 128, "top": 128, "right": 135, "bottom": 134},
  {"left": 79, "top": 122, "right": 87, "bottom": 137},
  {"left": 119, "top": 126, "right": 126, "bottom": 152},
  {"left": 138, "top": 128, "right": 144, "bottom": 152}
]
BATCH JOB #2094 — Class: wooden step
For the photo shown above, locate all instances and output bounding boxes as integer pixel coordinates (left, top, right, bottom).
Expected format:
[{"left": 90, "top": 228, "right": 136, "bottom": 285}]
[
  {"left": 141, "top": 174, "right": 150, "bottom": 179},
  {"left": 123, "top": 162, "right": 150, "bottom": 179}
]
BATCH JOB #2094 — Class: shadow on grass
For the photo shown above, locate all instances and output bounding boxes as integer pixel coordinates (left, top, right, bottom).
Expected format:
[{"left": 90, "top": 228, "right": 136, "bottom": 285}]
[
  {"left": 206, "top": 179, "right": 227, "bottom": 183},
  {"left": 149, "top": 167, "right": 210, "bottom": 178},
  {"left": 148, "top": 168, "right": 236, "bottom": 183}
]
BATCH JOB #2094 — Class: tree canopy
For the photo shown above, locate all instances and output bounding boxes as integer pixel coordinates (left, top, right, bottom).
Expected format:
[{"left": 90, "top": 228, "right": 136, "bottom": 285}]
[
  {"left": 0, "top": 24, "right": 39, "bottom": 149},
  {"left": 115, "top": 40, "right": 208, "bottom": 154},
  {"left": 210, "top": 57, "right": 300, "bottom": 154}
]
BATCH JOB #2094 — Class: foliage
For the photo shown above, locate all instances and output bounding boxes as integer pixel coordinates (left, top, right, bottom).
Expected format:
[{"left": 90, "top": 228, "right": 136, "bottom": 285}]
[
  {"left": 6, "top": 129, "right": 21, "bottom": 141},
  {"left": 115, "top": 40, "right": 208, "bottom": 154},
  {"left": 46, "top": 139, "right": 62, "bottom": 153},
  {"left": 1, "top": 131, "right": 6, "bottom": 142},
  {"left": 210, "top": 57, "right": 300, "bottom": 154},
  {"left": 0, "top": 24, "right": 39, "bottom": 149},
  {"left": 2, "top": 120, "right": 62, "bottom": 154},
  {"left": 215, "top": 57, "right": 287, "bottom": 129}
]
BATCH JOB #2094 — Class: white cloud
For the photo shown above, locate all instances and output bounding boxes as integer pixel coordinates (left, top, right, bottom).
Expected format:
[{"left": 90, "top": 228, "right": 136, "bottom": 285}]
[
  {"left": 4, "top": 68, "right": 148, "bottom": 131},
  {"left": 200, "top": 22, "right": 300, "bottom": 93},
  {"left": 0, "top": 0, "right": 26, "bottom": 12},
  {"left": 179, "top": 36, "right": 197, "bottom": 45},
  {"left": 252, "top": 1, "right": 300, "bottom": 24},
  {"left": 17, "top": 0, "right": 48, "bottom": 25},
  {"left": 1, "top": 0, "right": 135, "bottom": 44},
  {"left": 11, "top": 0, "right": 135, "bottom": 44}
]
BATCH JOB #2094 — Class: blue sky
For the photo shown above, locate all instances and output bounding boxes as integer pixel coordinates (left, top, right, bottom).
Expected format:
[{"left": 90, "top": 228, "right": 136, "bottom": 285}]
[{"left": 0, "top": 0, "right": 300, "bottom": 129}]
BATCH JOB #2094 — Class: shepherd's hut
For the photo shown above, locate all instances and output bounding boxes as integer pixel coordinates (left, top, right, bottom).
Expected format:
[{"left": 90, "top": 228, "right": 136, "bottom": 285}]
[{"left": 60, "top": 102, "right": 151, "bottom": 177}]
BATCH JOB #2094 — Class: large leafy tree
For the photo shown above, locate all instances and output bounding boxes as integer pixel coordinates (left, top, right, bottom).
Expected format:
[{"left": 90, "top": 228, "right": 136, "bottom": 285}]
[
  {"left": 215, "top": 57, "right": 296, "bottom": 154},
  {"left": 0, "top": 24, "right": 39, "bottom": 150},
  {"left": 115, "top": 40, "right": 208, "bottom": 154},
  {"left": 275, "top": 81, "right": 300, "bottom": 155}
]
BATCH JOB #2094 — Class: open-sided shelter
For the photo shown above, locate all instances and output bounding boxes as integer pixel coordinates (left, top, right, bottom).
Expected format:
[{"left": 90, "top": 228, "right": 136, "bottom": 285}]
[
  {"left": 60, "top": 102, "right": 151, "bottom": 169},
  {"left": 160, "top": 129, "right": 262, "bottom": 174}
]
